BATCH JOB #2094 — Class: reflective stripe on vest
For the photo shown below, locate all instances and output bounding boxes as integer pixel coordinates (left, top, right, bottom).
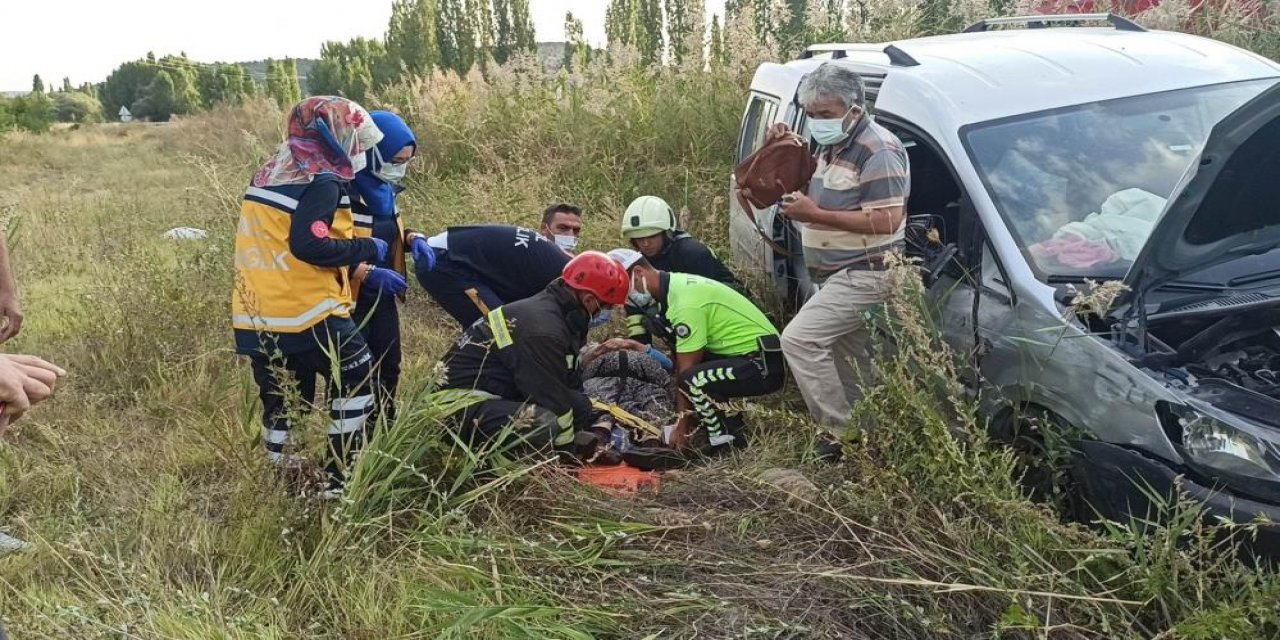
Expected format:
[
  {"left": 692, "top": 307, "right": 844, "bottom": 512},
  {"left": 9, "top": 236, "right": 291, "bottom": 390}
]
[
  {"left": 232, "top": 186, "right": 355, "bottom": 333},
  {"left": 488, "top": 307, "right": 513, "bottom": 349},
  {"left": 231, "top": 298, "right": 349, "bottom": 332},
  {"left": 554, "top": 413, "right": 575, "bottom": 446}
]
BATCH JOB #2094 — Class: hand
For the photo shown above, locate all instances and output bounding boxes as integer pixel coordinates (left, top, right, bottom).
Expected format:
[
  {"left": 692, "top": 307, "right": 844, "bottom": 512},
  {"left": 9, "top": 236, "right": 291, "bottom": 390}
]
[
  {"left": 779, "top": 191, "right": 820, "bottom": 223},
  {"left": 765, "top": 122, "right": 796, "bottom": 144},
  {"left": 598, "top": 338, "right": 646, "bottom": 355},
  {"left": 364, "top": 267, "right": 408, "bottom": 295},
  {"left": 409, "top": 236, "right": 435, "bottom": 272},
  {"left": 368, "top": 237, "right": 389, "bottom": 263},
  {"left": 668, "top": 413, "right": 696, "bottom": 450},
  {"left": 0, "top": 291, "right": 22, "bottom": 343},
  {"left": 585, "top": 338, "right": 646, "bottom": 364},
  {"left": 0, "top": 353, "right": 64, "bottom": 435}
]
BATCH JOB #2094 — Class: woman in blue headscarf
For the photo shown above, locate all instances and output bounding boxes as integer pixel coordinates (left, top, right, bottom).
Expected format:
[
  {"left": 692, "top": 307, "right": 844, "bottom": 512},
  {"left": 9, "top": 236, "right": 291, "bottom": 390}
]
[{"left": 350, "top": 110, "right": 433, "bottom": 423}]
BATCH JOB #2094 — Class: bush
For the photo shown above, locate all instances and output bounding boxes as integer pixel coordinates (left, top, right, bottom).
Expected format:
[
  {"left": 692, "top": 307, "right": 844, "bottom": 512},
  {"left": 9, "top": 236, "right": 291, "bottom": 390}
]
[
  {"left": 0, "top": 93, "right": 55, "bottom": 133},
  {"left": 52, "top": 91, "right": 103, "bottom": 124}
]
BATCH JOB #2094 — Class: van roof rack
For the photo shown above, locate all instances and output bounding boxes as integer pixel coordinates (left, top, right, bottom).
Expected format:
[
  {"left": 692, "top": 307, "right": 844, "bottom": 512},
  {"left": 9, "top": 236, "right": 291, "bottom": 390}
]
[
  {"left": 800, "top": 43, "right": 884, "bottom": 59},
  {"left": 800, "top": 43, "right": 920, "bottom": 67},
  {"left": 963, "top": 12, "right": 1146, "bottom": 33}
]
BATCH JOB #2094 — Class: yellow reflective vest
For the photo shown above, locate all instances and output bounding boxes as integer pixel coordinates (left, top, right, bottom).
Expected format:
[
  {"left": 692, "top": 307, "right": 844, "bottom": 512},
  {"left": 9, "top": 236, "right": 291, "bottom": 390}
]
[{"left": 231, "top": 183, "right": 356, "bottom": 334}]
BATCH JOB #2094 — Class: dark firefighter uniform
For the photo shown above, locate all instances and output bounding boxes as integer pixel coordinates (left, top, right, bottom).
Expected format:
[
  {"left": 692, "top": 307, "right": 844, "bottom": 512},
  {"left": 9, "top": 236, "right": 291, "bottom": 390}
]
[
  {"left": 437, "top": 279, "right": 596, "bottom": 450},
  {"left": 416, "top": 224, "right": 570, "bottom": 328}
]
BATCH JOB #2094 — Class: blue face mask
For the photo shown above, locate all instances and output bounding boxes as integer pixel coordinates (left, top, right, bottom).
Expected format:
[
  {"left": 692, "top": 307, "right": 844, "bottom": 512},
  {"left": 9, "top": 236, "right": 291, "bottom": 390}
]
[
  {"left": 809, "top": 106, "right": 857, "bottom": 146},
  {"left": 628, "top": 275, "right": 654, "bottom": 309},
  {"left": 589, "top": 308, "right": 612, "bottom": 328}
]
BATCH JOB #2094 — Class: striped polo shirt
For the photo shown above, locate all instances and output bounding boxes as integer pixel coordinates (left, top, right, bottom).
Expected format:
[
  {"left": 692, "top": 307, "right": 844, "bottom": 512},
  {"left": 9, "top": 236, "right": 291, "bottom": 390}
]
[{"left": 802, "top": 115, "right": 910, "bottom": 282}]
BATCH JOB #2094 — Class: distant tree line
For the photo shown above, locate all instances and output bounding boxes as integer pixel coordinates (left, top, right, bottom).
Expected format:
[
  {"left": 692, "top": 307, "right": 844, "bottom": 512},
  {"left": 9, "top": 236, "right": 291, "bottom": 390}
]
[
  {"left": 98, "top": 53, "right": 302, "bottom": 123},
  {"left": 0, "top": 73, "right": 102, "bottom": 133},
  {"left": 4, "top": 0, "right": 1036, "bottom": 134},
  {"left": 309, "top": 0, "right": 539, "bottom": 101},
  {"left": 4, "top": 53, "right": 308, "bottom": 133}
]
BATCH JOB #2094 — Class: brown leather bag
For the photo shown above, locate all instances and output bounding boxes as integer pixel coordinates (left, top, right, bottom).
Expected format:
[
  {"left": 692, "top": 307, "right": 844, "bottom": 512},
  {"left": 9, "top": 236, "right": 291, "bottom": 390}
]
[
  {"left": 735, "top": 136, "right": 817, "bottom": 209},
  {"left": 733, "top": 136, "right": 817, "bottom": 256}
]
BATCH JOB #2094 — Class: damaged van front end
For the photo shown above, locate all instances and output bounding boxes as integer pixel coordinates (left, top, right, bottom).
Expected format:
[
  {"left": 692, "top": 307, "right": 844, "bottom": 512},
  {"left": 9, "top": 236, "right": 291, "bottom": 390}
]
[{"left": 1077, "top": 82, "right": 1280, "bottom": 555}]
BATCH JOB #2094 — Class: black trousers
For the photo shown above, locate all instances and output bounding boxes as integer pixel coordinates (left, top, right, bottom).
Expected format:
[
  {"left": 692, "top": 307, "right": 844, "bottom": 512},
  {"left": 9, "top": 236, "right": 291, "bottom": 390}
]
[
  {"left": 416, "top": 248, "right": 504, "bottom": 329},
  {"left": 353, "top": 288, "right": 401, "bottom": 424},
  {"left": 681, "top": 339, "right": 786, "bottom": 449},
  {"left": 451, "top": 399, "right": 563, "bottom": 454},
  {"left": 249, "top": 324, "right": 374, "bottom": 485}
]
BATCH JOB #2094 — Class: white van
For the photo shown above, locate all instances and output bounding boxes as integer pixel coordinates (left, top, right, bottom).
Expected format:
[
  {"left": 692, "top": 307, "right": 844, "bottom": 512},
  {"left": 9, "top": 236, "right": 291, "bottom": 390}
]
[{"left": 729, "top": 14, "right": 1280, "bottom": 555}]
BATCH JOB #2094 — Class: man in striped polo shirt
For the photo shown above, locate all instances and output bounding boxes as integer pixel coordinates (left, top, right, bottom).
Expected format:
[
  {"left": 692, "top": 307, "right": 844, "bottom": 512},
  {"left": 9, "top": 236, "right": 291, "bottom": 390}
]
[{"left": 771, "top": 62, "right": 911, "bottom": 460}]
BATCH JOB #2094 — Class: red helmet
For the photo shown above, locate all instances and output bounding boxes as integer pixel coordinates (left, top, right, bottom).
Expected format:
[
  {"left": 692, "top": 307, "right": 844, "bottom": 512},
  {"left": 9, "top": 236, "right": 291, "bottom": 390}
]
[{"left": 562, "top": 250, "right": 629, "bottom": 306}]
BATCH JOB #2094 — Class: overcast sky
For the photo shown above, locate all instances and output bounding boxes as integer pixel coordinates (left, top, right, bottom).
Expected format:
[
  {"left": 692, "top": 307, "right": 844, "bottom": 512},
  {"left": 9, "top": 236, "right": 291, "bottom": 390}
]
[{"left": 0, "top": 0, "right": 727, "bottom": 92}]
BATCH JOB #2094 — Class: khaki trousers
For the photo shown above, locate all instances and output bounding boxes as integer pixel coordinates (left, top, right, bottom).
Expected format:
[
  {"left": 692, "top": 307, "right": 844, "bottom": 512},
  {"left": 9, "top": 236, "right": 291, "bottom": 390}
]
[{"left": 781, "top": 269, "right": 889, "bottom": 433}]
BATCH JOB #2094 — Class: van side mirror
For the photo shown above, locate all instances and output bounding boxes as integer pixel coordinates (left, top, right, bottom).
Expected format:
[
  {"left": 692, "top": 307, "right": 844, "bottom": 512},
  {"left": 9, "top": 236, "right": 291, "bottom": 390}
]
[{"left": 923, "top": 244, "right": 960, "bottom": 288}]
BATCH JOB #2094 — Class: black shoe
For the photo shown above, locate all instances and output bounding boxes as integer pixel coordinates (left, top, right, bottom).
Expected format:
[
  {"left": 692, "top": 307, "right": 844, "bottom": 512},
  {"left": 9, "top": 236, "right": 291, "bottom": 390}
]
[
  {"left": 813, "top": 434, "right": 844, "bottom": 463},
  {"left": 622, "top": 446, "right": 690, "bottom": 471}
]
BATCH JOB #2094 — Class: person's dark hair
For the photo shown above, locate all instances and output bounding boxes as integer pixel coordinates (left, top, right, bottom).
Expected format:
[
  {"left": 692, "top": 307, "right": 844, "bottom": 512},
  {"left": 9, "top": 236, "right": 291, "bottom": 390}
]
[{"left": 542, "top": 203, "right": 583, "bottom": 227}]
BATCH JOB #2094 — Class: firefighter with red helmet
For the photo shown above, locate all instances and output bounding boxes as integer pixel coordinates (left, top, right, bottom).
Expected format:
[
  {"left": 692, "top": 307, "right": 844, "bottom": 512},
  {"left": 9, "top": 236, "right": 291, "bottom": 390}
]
[{"left": 436, "top": 251, "right": 630, "bottom": 455}]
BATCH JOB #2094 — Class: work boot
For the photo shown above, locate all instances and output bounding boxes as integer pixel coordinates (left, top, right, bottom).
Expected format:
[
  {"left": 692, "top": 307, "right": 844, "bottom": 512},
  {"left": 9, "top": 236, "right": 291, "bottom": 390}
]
[
  {"left": 272, "top": 453, "right": 327, "bottom": 496},
  {"left": 622, "top": 445, "right": 689, "bottom": 471},
  {"left": 559, "top": 428, "right": 614, "bottom": 466},
  {"left": 813, "top": 433, "right": 845, "bottom": 463}
]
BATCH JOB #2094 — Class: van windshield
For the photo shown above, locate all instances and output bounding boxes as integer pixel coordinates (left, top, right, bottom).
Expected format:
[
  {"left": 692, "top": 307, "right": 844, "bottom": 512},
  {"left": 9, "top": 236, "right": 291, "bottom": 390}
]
[{"left": 964, "top": 78, "right": 1279, "bottom": 279}]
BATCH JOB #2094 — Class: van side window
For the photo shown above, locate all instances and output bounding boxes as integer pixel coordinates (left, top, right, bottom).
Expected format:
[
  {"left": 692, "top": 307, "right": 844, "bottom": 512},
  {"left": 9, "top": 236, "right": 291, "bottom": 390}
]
[{"left": 738, "top": 96, "right": 779, "bottom": 162}]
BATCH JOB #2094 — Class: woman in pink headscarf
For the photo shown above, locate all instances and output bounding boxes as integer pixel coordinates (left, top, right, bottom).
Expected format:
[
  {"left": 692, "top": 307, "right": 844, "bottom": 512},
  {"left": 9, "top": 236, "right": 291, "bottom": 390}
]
[{"left": 232, "top": 96, "right": 402, "bottom": 494}]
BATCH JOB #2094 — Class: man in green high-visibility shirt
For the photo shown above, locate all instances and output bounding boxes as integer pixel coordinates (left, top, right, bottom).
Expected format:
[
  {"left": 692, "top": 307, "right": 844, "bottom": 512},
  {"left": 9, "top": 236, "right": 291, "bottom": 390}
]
[{"left": 605, "top": 249, "right": 784, "bottom": 455}]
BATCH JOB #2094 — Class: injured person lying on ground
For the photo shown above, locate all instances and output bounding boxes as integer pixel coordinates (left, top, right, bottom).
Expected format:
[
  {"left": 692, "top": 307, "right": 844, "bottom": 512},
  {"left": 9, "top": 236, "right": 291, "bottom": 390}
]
[{"left": 579, "top": 338, "right": 688, "bottom": 471}]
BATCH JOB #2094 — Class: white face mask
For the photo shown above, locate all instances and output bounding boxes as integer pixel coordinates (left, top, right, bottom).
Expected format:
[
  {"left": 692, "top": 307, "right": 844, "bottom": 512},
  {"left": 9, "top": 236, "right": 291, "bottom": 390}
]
[
  {"left": 376, "top": 161, "right": 407, "bottom": 185},
  {"left": 370, "top": 147, "right": 408, "bottom": 185},
  {"left": 553, "top": 234, "right": 579, "bottom": 252}
]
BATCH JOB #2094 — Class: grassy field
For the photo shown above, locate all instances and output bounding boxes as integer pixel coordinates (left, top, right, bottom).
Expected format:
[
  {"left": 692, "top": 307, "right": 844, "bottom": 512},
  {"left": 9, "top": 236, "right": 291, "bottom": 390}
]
[{"left": 4, "top": 14, "right": 1280, "bottom": 637}]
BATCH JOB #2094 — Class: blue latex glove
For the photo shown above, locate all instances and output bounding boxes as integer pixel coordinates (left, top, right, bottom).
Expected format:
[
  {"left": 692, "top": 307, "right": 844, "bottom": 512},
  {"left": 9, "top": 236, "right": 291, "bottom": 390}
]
[
  {"left": 369, "top": 237, "right": 389, "bottom": 263},
  {"left": 410, "top": 236, "right": 435, "bottom": 272},
  {"left": 364, "top": 267, "right": 408, "bottom": 295},
  {"left": 644, "top": 345, "right": 673, "bottom": 371}
]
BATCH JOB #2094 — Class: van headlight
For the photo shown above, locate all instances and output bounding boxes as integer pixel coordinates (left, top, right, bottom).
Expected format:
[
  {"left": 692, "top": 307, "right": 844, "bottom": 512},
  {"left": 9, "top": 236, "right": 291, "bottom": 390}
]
[{"left": 1165, "top": 404, "right": 1280, "bottom": 501}]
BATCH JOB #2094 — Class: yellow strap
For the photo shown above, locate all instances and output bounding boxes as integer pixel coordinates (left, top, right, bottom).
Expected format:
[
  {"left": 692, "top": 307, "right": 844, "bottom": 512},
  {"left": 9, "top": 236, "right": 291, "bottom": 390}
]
[
  {"left": 590, "top": 399, "right": 663, "bottom": 437},
  {"left": 466, "top": 288, "right": 492, "bottom": 317},
  {"left": 627, "top": 315, "right": 647, "bottom": 337}
]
